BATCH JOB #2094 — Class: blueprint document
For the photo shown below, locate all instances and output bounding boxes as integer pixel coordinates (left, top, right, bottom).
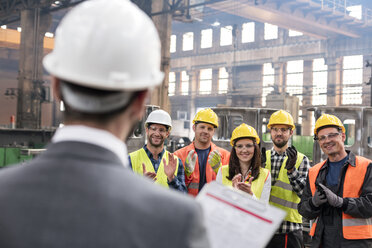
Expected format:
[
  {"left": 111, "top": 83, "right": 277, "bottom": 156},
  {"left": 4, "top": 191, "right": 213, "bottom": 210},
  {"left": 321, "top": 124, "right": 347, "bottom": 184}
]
[{"left": 196, "top": 182, "right": 286, "bottom": 248}]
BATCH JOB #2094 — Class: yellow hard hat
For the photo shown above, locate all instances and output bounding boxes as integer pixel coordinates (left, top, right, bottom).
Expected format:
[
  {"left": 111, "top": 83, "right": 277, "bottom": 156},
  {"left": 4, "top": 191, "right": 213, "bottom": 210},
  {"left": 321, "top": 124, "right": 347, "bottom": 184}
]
[
  {"left": 230, "top": 123, "right": 260, "bottom": 146},
  {"left": 267, "top": 110, "right": 295, "bottom": 130},
  {"left": 193, "top": 108, "right": 218, "bottom": 128},
  {"left": 314, "top": 114, "right": 345, "bottom": 135}
]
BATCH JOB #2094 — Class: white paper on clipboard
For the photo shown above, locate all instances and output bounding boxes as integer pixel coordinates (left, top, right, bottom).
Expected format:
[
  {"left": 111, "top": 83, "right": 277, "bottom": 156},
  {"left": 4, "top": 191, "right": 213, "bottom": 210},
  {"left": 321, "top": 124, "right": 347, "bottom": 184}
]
[{"left": 196, "top": 181, "right": 286, "bottom": 248}]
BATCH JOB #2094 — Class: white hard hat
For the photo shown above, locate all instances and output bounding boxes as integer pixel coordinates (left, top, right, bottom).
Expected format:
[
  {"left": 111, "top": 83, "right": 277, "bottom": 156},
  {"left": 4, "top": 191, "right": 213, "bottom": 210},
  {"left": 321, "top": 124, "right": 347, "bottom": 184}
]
[
  {"left": 43, "top": 0, "right": 164, "bottom": 91},
  {"left": 145, "top": 110, "right": 172, "bottom": 130}
]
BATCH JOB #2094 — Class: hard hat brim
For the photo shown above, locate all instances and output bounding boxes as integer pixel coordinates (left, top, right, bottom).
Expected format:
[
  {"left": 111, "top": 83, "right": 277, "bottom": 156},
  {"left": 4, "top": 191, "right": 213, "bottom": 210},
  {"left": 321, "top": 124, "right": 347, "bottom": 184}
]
[{"left": 60, "top": 82, "right": 134, "bottom": 114}]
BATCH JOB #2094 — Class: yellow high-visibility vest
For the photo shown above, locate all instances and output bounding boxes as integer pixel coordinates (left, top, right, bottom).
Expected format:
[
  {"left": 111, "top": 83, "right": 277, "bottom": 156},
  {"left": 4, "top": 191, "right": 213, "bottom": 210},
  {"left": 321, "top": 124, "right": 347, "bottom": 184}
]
[
  {"left": 129, "top": 148, "right": 179, "bottom": 188},
  {"left": 221, "top": 165, "right": 270, "bottom": 199},
  {"left": 265, "top": 150, "right": 304, "bottom": 223}
]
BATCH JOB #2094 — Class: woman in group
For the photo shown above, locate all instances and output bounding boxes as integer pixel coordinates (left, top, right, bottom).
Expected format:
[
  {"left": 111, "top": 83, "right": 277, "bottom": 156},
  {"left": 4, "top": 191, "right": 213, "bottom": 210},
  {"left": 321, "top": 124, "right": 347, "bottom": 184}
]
[{"left": 216, "top": 123, "right": 271, "bottom": 203}]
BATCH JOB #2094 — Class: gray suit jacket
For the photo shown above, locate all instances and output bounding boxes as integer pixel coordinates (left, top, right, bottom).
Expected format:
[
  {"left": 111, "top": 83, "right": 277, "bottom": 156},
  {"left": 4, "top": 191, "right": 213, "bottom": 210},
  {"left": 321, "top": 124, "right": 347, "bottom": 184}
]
[{"left": 0, "top": 141, "right": 210, "bottom": 248}]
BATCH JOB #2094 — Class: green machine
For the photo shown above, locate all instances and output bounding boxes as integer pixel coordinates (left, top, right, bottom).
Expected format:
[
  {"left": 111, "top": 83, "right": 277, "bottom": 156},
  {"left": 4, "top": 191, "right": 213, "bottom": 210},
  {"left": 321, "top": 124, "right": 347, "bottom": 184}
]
[{"left": 0, "top": 129, "right": 54, "bottom": 167}]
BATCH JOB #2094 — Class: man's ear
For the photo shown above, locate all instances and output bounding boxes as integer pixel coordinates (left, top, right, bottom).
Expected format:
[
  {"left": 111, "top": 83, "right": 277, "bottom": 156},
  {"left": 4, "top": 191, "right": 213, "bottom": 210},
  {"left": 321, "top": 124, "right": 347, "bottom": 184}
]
[
  {"left": 192, "top": 124, "right": 196, "bottom": 132},
  {"left": 52, "top": 77, "right": 62, "bottom": 102},
  {"left": 130, "top": 90, "right": 149, "bottom": 121}
]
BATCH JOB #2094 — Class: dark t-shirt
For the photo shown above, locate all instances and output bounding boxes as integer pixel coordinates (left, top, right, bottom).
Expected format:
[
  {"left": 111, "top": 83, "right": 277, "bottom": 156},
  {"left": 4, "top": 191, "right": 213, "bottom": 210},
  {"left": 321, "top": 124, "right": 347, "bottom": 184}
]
[
  {"left": 326, "top": 155, "right": 348, "bottom": 187},
  {"left": 195, "top": 147, "right": 211, "bottom": 191}
]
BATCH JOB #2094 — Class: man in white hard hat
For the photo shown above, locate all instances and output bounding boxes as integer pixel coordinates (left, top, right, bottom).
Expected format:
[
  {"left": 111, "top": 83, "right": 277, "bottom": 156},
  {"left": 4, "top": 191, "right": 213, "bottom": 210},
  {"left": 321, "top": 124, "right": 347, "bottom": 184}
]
[
  {"left": 0, "top": 1, "right": 209, "bottom": 247},
  {"left": 129, "top": 109, "right": 187, "bottom": 192}
]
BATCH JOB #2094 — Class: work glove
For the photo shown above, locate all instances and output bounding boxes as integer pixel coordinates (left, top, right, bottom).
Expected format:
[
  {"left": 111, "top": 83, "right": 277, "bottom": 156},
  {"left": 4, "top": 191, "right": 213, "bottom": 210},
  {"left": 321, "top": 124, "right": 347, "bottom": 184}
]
[
  {"left": 208, "top": 150, "right": 222, "bottom": 174},
  {"left": 318, "top": 183, "right": 344, "bottom": 208},
  {"left": 285, "top": 146, "right": 297, "bottom": 171},
  {"left": 261, "top": 147, "right": 266, "bottom": 167},
  {"left": 311, "top": 189, "right": 327, "bottom": 207},
  {"left": 185, "top": 150, "right": 197, "bottom": 176}
]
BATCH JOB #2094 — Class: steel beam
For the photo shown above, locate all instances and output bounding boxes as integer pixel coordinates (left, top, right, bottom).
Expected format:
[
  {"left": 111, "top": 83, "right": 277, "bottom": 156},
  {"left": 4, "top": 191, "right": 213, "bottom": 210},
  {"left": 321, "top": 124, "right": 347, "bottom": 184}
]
[{"left": 16, "top": 8, "right": 51, "bottom": 129}]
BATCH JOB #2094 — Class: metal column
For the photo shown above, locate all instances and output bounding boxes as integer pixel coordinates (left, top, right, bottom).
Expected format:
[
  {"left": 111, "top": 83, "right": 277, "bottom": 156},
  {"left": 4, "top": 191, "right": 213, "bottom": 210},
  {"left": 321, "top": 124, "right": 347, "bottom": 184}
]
[{"left": 16, "top": 8, "right": 51, "bottom": 129}]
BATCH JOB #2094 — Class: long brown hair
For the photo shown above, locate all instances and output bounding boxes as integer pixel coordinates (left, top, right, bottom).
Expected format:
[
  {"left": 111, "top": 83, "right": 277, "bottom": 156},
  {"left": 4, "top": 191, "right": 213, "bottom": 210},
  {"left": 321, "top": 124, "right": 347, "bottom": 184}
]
[{"left": 227, "top": 137, "right": 261, "bottom": 181}]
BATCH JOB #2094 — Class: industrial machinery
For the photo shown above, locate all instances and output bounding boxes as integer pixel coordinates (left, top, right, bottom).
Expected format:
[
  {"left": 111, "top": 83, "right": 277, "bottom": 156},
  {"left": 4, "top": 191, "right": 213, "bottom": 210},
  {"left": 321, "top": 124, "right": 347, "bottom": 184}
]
[{"left": 310, "top": 106, "right": 372, "bottom": 163}]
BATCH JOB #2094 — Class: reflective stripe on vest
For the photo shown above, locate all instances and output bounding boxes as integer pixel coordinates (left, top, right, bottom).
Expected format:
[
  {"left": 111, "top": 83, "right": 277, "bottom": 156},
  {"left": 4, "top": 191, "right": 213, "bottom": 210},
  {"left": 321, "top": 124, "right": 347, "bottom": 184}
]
[
  {"left": 220, "top": 165, "right": 270, "bottom": 199},
  {"left": 188, "top": 182, "right": 199, "bottom": 189},
  {"left": 129, "top": 148, "right": 179, "bottom": 188},
  {"left": 265, "top": 150, "right": 304, "bottom": 223},
  {"left": 308, "top": 156, "right": 372, "bottom": 239}
]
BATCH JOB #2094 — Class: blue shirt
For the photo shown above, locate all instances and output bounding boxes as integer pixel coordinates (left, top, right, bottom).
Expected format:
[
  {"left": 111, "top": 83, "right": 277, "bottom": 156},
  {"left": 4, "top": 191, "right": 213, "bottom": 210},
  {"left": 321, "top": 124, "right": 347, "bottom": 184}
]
[
  {"left": 129, "top": 145, "right": 187, "bottom": 193},
  {"left": 326, "top": 155, "right": 349, "bottom": 187},
  {"left": 195, "top": 147, "right": 211, "bottom": 191}
]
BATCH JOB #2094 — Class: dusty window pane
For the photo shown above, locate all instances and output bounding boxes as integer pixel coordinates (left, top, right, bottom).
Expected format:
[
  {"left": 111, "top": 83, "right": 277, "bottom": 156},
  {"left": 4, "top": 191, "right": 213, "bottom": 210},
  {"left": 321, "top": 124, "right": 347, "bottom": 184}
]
[
  {"left": 262, "top": 63, "right": 275, "bottom": 106},
  {"left": 289, "top": 29, "right": 303, "bottom": 37},
  {"left": 168, "top": 72, "right": 176, "bottom": 96},
  {"left": 218, "top": 67, "right": 228, "bottom": 94},
  {"left": 181, "top": 71, "right": 189, "bottom": 95},
  {"left": 182, "top": 32, "right": 194, "bottom": 51},
  {"left": 347, "top": 5, "right": 362, "bottom": 20},
  {"left": 242, "top": 22, "right": 255, "bottom": 43},
  {"left": 201, "top": 29, "right": 213, "bottom": 49},
  {"left": 170, "top": 35, "right": 176, "bottom": 53},
  {"left": 312, "top": 58, "right": 327, "bottom": 105},
  {"left": 264, "top": 23, "right": 278, "bottom": 40},
  {"left": 220, "top": 26, "right": 232, "bottom": 46},
  {"left": 342, "top": 55, "right": 363, "bottom": 105},
  {"left": 286, "top": 60, "right": 303, "bottom": 122},
  {"left": 199, "top": 69, "right": 212, "bottom": 94}
]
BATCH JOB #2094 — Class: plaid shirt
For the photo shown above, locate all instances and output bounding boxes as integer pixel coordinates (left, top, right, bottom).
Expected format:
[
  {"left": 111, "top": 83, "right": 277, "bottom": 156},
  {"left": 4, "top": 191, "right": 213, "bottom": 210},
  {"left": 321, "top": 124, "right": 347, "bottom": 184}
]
[{"left": 269, "top": 148, "right": 310, "bottom": 234}]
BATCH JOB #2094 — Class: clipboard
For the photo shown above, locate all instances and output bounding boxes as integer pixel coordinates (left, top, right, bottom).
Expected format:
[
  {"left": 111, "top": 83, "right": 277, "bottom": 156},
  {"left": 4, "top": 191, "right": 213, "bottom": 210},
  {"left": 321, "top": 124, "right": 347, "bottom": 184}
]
[{"left": 196, "top": 181, "right": 286, "bottom": 248}]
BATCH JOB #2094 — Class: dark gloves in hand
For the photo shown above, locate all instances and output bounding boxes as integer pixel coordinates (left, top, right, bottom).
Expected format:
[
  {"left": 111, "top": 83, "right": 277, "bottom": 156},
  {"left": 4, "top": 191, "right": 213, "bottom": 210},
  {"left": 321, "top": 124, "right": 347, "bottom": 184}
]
[
  {"left": 318, "top": 183, "right": 344, "bottom": 208},
  {"left": 311, "top": 189, "right": 327, "bottom": 207},
  {"left": 285, "top": 146, "right": 297, "bottom": 171},
  {"left": 261, "top": 147, "right": 266, "bottom": 167}
]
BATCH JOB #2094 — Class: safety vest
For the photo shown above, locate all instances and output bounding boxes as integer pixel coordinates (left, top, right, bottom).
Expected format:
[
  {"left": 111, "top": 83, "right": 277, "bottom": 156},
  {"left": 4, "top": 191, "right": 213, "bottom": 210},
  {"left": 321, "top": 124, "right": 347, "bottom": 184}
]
[
  {"left": 174, "top": 142, "right": 230, "bottom": 196},
  {"left": 221, "top": 165, "right": 270, "bottom": 199},
  {"left": 129, "top": 148, "right": 179, "bottom": 188},
  {"left": 265, "top": 150, "right": 305, "bottom": 223},
  {"left": 309, "top": 156, "right": 372, "bottom": 239}
]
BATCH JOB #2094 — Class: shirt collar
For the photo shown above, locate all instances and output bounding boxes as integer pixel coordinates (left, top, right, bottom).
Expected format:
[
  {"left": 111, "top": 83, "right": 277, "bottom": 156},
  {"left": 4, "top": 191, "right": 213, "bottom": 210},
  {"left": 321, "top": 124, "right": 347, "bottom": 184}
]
[
  {"left": 143, "top": 144, "right": 165, "bottom": 160},
  {"left": 271, "top": 147, "right": 286, "bottom": 156},
  {"left": 52, "top": 125, "right": 128, "bottom": 167},
  {"left": 322, "top": 150, "right": 352, "bottom": 170}
]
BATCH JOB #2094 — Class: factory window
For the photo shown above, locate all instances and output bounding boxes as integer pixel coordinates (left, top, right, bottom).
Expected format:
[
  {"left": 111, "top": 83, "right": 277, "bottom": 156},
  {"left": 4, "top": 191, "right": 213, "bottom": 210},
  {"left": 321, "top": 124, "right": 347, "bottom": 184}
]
[
  {"left": 242, "top": 22, "right": 255, "bottom": 43},
  {"left": 170, "top": 34, "right": 176, "bottom": 53},
  {"left": 182, "top": 32, "right": 194, "bottom": 51},
  {"left": 220, "top": 25, "right": 232, "bottom": 46},
  {"left": 264, "top": 23, "right": 278, "bottom": 40},
  {"left": 288, "top": 29, "right": 303, "bottom": 37},
  {"left": 181, "top": 71, "right": 189, "bottom": 95},
  {"left": 201, "top": 29, "right": 213, "bottom": 49},
  {"left": 168, "top": 72, "right": 176, "bottom": 96},
  {"left": 347, "top": 5, "right": 362, "bottom": 20},
  {"left": 60, "top": 101, "right": 65, "bottom": 111},
  {"left": 342, "top": 55, "right": 363, "bottom": 105},
  {"left": 312, "top": 58, "right": 327, "bottom": 105},
  {"left": 286, "top": 60, "right": 303, "bottom": 122},
  {"left": 218, "top": 67, "right": 228, "bottom": 94},
  {"left": 262, "top": 63, "right": 275, "bottom": 107},
  {"left": 45, "top": 32, "right": 54, "bottom": 38},
  {"left": 199, "top": 69, "right": 212, "bottom": 94}
]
